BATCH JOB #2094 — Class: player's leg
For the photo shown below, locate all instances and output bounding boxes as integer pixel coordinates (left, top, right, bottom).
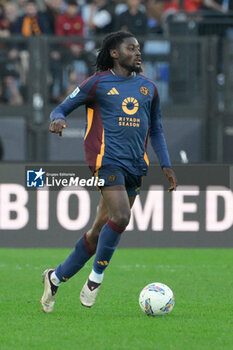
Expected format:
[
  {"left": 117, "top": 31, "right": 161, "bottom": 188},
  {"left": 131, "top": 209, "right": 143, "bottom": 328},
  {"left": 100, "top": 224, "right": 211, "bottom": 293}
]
[
  {"left": 40, "top": 196, "right": 108, "bottom": 313},
  {"left": 80, "top": 185, "right": 134, "bottom": 307},
  {"left": 53, "top": 197, "right": 108, "bottom": 283},
  {"left": 41, "top": 193, "right": 136, "bottom": 312},
  {"left": 85, "top": 196, "right": 109, "bottom": 251},
  {"left": 57, "top": 165, "right": 138, "bottom": 277},
  {"left": 52, "top": 193, "right": 135, "bottom": 284},
  {"left": 86, "top": 194, "right": 136, "bottom": 250}
]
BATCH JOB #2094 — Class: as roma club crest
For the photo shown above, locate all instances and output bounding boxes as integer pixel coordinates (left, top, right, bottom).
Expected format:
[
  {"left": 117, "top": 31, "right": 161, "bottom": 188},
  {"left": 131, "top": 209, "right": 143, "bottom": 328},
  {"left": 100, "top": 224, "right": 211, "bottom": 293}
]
[
  {"left": 140, "top": 86, "right": 149, "bottom": 96},
  {"left": 108, "top": 175, "right": 116, "bottom": 182}
]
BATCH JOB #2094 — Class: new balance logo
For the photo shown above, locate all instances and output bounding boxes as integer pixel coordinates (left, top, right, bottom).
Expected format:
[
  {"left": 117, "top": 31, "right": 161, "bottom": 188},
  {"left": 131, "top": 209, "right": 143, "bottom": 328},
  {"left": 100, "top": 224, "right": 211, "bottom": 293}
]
[{"left": 107, "top": 88, "right": 119, "bottom": 95}]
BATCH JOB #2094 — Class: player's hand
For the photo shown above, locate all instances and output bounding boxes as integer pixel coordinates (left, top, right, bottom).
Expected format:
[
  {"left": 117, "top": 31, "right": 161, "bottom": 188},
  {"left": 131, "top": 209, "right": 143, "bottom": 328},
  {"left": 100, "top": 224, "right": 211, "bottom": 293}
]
[
  {"left": 163, "top": 167, "right": 177, "bottom": 192},
  {"left": 49, "top": 119, "right": 67, "bottom": 137}
]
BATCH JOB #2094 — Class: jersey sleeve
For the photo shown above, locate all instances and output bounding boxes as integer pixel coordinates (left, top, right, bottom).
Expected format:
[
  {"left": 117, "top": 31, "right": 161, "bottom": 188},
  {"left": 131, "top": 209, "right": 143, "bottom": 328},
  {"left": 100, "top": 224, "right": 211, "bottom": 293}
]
[
  {"left": 149, "top": 89, "right": 172, "bottom": 169},
  {"left": 50, "top": 75, "right": 98, "bottom": 121}
]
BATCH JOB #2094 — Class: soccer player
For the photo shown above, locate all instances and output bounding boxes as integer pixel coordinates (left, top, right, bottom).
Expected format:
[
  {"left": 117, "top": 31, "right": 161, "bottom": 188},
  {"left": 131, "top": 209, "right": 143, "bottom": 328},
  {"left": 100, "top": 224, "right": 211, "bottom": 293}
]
[{"left": 41, "top": 31, "right": 177, "bottom": 313}]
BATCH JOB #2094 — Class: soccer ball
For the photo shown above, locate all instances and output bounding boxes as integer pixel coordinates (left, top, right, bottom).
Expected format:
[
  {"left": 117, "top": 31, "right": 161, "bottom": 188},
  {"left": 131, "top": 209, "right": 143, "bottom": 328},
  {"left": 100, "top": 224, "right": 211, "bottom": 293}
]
[{"left": 139, "top": 282, "right": 175, "bottom": 316}]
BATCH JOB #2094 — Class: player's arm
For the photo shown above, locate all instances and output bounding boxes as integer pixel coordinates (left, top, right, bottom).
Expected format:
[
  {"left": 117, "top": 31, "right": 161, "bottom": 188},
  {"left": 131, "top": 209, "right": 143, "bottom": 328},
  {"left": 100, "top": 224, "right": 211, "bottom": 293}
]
[
  {"left": 49, "top": 76, "right": 96, "bottom": 136},
  {"left": 150, "top": 92, "right": 177, "bottom": 192}
]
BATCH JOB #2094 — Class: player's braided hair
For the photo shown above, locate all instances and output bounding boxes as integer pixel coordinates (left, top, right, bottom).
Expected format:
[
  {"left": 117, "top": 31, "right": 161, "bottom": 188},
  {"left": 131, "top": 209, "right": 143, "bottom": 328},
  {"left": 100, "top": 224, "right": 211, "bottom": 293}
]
[{"left": 96, "top": 31, "right": 135, "bottom": 71}]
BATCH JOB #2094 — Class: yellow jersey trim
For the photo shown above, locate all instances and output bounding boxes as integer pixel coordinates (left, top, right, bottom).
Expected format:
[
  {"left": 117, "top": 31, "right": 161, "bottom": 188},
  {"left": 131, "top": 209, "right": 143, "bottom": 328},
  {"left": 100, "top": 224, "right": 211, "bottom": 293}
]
[
  {"left": 95, "top": 130, "right": 105, "bottom": 170},
  {"left": 144, "top": 152, "right": 149, "bottom": 166},
  {"left": 84, "top": 108, "right": 94, "bottom": 140}
]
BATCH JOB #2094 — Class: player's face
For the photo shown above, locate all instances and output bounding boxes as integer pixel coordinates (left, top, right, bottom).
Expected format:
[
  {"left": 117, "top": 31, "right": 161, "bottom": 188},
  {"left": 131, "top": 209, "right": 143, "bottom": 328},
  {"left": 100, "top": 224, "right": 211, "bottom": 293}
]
[{"left": 117, "top": 37, "right": 142, "bottom": 73}]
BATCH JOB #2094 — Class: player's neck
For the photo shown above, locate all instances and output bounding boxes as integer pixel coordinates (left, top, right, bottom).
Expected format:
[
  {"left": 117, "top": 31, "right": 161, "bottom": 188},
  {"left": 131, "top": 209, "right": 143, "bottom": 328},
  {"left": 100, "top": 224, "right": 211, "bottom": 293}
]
[{"left": 112, "top": 66, "right": 133, "bottom": 78}]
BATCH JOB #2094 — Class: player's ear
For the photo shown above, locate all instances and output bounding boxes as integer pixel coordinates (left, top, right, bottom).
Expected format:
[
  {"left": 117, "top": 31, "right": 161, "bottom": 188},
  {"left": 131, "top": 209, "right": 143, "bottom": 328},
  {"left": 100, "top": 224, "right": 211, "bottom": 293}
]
[{"left": 110, "top": 49, "right": 119, "bottom": 59}]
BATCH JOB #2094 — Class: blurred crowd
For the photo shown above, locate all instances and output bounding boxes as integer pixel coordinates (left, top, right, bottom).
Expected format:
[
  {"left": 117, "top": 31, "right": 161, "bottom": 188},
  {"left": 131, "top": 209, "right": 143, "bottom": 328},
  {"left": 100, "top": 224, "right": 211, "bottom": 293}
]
[{"left": 0, "top": 0, "right": 233, "bottom": 105}]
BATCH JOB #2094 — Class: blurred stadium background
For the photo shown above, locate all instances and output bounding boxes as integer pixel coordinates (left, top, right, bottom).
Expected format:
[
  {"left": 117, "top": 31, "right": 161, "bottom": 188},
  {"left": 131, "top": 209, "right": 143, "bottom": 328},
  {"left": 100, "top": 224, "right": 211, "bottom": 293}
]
[{"left": 0, "top": 0, "right": 233, "bottom": 247}]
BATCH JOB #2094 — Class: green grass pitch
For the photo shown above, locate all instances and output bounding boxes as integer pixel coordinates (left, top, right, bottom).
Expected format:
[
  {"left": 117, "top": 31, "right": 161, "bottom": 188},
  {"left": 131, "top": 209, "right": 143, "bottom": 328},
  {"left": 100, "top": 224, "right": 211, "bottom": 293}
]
[{"left": 0, "top": 248, "right": 232, "bottom": 350}]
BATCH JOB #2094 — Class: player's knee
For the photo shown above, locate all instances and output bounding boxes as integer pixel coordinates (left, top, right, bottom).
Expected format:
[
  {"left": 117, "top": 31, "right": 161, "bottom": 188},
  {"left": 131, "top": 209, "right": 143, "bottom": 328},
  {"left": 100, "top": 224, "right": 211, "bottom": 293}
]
[{"left": 112, "top": 211, "right": 131, "bottom": 230}]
